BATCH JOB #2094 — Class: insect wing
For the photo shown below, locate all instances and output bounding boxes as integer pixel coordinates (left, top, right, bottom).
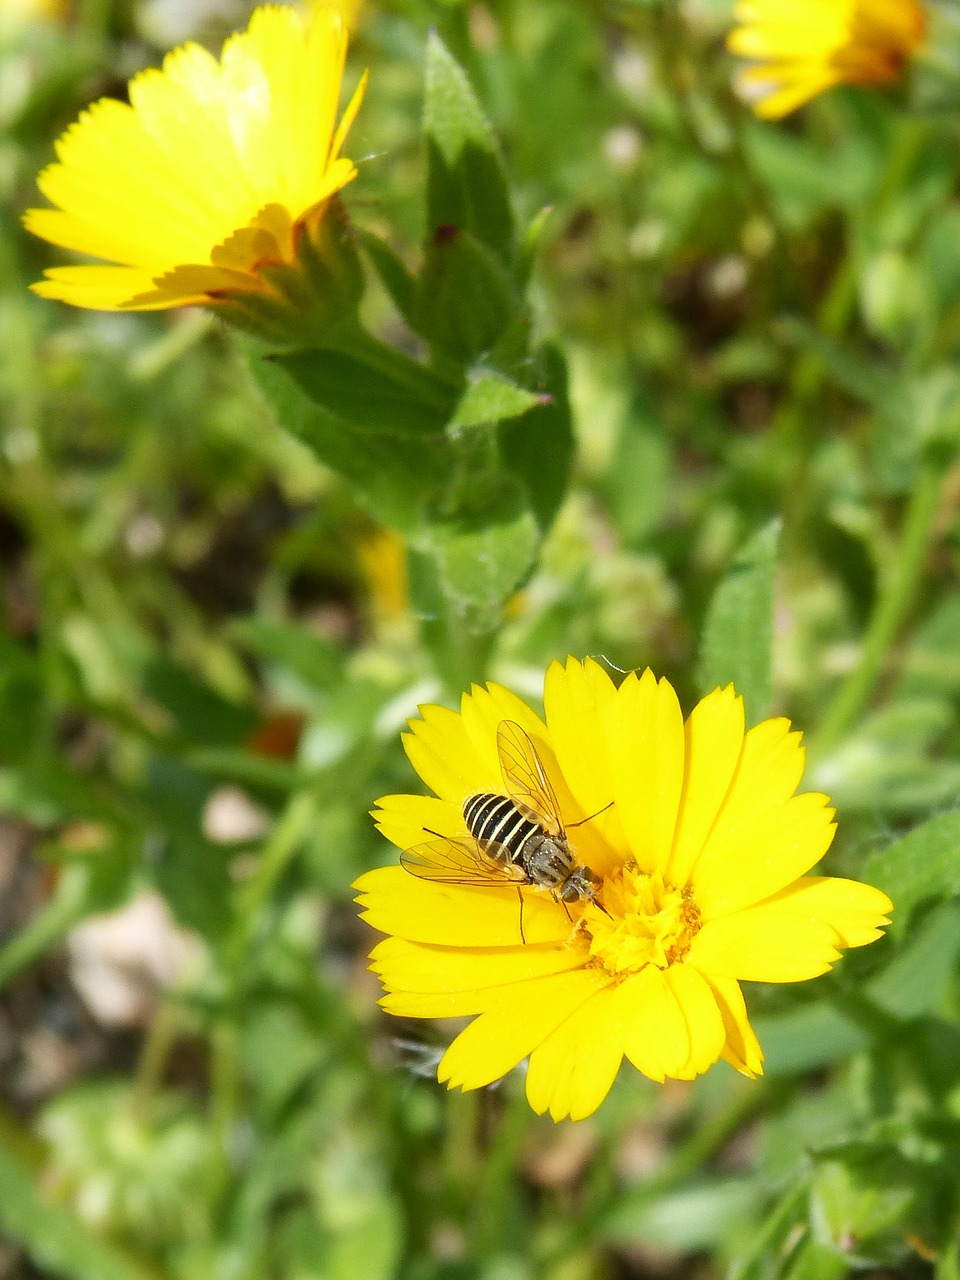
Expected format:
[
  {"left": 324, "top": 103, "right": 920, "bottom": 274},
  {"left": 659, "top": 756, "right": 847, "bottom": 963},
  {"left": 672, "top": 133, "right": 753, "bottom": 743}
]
[
  {"left": 400, "top": 836, "right": 522, "bottom": 886},
  {"left": 496, "top": 721, "right": 564, "bottom": 836}
]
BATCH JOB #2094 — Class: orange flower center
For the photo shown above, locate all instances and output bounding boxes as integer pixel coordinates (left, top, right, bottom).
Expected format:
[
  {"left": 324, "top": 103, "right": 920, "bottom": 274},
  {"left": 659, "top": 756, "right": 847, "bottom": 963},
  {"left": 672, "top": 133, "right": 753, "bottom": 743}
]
[{"left": 582, "top": 865, "right": 701, "bottom": 976}]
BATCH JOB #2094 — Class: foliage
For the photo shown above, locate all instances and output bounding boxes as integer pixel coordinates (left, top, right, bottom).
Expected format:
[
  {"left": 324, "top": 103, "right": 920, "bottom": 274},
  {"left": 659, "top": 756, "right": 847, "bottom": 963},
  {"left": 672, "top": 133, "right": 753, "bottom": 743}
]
[{"left": 3, "top": 0, "right": 960, "bottom": 1278}]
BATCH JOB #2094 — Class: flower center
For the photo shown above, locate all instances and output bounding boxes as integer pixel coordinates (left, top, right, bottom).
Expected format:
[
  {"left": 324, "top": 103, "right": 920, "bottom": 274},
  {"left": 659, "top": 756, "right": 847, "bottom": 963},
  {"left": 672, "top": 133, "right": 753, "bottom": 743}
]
[{"left": 581, "top": 864, "right": 701, "bottom": 976}]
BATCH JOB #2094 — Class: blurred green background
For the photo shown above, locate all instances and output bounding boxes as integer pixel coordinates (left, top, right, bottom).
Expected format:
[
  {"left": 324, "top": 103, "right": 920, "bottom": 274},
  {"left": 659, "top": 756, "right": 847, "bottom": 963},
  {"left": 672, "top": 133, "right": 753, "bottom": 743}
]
[{"left": 4, "top": 0, "right": 960, "bottom": 1277}]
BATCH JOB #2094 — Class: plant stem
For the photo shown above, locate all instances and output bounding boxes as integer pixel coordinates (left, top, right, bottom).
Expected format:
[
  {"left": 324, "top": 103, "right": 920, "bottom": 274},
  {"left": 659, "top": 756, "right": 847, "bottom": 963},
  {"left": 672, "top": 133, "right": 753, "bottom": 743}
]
[
  {"left": 132, "top": 999, "right": 180, "bottom": 1118},
  {"left": 232, "top": 789, "right": 317, "bottom": 949},
  {"left": 809, "top": 451, "right": 948, "bottom": 761}
]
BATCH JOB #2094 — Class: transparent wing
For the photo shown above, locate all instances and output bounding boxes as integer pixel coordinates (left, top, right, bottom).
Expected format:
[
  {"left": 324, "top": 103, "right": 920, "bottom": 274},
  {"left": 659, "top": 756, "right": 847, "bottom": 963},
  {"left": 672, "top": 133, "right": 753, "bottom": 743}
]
[
  {"left": 496, "top": 720, "right": 563, "bottom": 836},
  {"left": 400, "top": 836, "right": 524, "bottom": 886}
]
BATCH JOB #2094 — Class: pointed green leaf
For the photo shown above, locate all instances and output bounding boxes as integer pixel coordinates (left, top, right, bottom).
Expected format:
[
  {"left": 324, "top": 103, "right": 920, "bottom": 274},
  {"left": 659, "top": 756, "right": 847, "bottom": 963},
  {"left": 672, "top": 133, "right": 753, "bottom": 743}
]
[
  {"left": 450, "top": 373, "right": 544, "bottom": 431},
  {"left": 697, "top": 520, "right": 781, "bottom": 725},
  {"left": 497, "top": 343, "right": 573, "bottom": 532},
  {"left": 423, "top": 33, "right": 514, "bottom": 263},
  {"left": 276, "top": 342, "right": 459, "bottom": 437},
  {"left": 426, "top": 478, "right": 540, "bottom": 618},
  {"left": 357, "top": 228, "right": 416, "bottom": 327},
  {"left": 242, "top": 339, "right": 455, "bottom": 531},
  {"left": 412, "top": 226, "right": 518, "bottom": 363}
]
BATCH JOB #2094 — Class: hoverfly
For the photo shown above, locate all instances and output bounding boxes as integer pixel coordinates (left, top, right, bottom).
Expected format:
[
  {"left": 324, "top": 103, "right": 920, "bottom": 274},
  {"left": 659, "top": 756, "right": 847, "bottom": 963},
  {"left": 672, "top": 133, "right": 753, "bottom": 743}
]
[{"left": 400, "top": 721, "right": 607, "bottom": 942}]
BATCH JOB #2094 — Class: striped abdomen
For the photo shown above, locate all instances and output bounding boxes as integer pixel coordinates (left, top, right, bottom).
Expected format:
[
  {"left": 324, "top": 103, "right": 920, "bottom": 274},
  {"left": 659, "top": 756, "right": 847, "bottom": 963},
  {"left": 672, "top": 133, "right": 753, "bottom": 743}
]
[{"left": 463, "top": 792, "right": 542, "bottom": 867}]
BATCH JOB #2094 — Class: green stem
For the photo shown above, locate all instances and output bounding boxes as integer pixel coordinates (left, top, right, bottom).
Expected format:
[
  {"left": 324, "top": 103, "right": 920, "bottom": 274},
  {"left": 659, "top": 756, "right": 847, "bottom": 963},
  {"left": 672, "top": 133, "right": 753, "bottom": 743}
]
[
  {"left": 471, "top": 1085, "right": 530, "bottom": 1258},
  {"left": 209, "top": 1017, "right": 241, "bottom": 1199},
  {"left": 810, "top": 450, "right": 948, "bottom": 761},
  {"left": 233, "top": 789, "right": 316, "bottom": 942},
  {"left": 132, "top": 999, "right": 180, "bottom": 1118}
]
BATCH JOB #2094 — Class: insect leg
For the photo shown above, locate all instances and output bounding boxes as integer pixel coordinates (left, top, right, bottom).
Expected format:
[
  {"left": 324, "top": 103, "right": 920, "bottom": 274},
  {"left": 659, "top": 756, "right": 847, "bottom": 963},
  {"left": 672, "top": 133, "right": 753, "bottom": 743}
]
[
  {"left": 566, "top": 800, "right": 614, "bottom": 828},
  {"left": 517, "top": 885, "right": 526, "bottom": 945}
]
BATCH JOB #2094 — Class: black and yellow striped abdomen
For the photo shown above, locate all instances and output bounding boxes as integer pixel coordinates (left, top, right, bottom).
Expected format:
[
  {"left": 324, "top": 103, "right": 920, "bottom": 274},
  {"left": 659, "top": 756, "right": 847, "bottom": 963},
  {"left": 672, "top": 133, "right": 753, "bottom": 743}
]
[{"left": 463, "top": 792, "right": 540, "bottom": 866}]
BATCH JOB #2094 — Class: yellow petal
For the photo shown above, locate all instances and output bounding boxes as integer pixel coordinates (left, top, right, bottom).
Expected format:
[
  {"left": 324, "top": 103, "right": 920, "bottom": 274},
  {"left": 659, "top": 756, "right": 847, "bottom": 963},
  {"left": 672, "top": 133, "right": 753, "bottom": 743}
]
[
  {"left": 369, "top": 935, "right": 586, "bottom": 993},
  {"left": 378, "top": 990, "right": 487, "bottom": 1017},
  {"left": 608, "top": 669, "right": 685, "bottom": 875},
  {"left": 354, "top": 866, "right": 571, "bottom": 947},
  {"left": 402, "top": 701, "right": 498, "bottom": 801},
  {"left": 687, "top": 908, "right": 841, "bottom": 982},
  {"left": 459, "top": 681, "right": 550, "bottom": 784},
  {"left": 437, "top": 968, "right": 610, "bottom": 1091},
  {"left": 727, "top": 0, "right": 925, "bottom": 118},
  {"left": 738, "top": 66, "right": 843, "bottom": 119},
  {"left": 543, "top": 656, "right": 629, "bottom": 875},
  {"left": 757, "top": 875, "right": 893, "bottom": 947},
  {"left": 666, "top": 684, "right": 745, "bottom": 888},
  {"left": 28, "top": 265, "right": 180, "bottom": 310},
  {"left": 617, "top": 965, "right": 690, "bottom": 1081},
  {"left": 372, "top": 793, "right": 465, "bottom": 852},
  {"left": 664, "top": 965, "right": 726, "bottom": 1079},
  {"left": 525, "top": 984, "right": 625, "bottom": 1121},
  {"left": 692, "top": 791, "right": 837, "bottom": 918},
  {"left": 700, "top": 974, "right": 764, "bottom": 1077}
]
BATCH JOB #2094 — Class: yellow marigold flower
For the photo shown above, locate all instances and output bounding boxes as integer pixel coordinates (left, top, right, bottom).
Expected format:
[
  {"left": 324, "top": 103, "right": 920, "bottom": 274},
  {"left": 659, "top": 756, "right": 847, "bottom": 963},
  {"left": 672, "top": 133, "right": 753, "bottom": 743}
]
[
  {"left": 728, "top": 0, "right": 927, "bottom": 120},
  {"left": 24, "top": 5, "right": 366, "bottom": 313},
  {"left": 355, "top": 657, "right": 893, "bottom": 1122}
]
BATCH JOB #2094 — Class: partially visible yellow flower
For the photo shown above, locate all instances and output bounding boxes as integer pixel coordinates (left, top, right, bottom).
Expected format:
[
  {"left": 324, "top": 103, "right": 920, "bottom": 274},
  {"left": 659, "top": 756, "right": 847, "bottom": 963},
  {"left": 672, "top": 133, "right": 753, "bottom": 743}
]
[
  {"left": 25, "top": 4, "right": 366, "bottom": 311},
  {"left": 728, "top": 0, "right": 927, "bottom": 119},
  {"left": 359, "top": 528, "right": 409, "bottom": 623},
  {"left": 355, "top": 657, "right": 892, "bottom": 1122},
  {"left": 1, "top": 0, "right": 68, "bottom": 25},
  {"left": 305, "top": 0, "right": 361, "bottom": 30}
]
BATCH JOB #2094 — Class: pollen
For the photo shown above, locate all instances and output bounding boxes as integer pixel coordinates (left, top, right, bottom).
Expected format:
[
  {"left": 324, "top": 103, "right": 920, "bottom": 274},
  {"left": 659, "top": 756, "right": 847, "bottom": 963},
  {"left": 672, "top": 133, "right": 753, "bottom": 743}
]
[{"left": 583, "top": 865, "right": 701, "bottom": 976}]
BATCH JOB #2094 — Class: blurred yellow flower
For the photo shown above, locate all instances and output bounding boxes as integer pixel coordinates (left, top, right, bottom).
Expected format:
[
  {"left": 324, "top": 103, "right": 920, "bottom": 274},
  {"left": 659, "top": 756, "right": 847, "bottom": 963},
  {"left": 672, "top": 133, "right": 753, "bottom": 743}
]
[
  {"left": 306, "top": 0, "right": 361, "bottom": 29},
  {"left": 728, "top": 0, "right": 927, "bottom": 119},
  {"left": 25, "top": 4, "right": 366, "bottom": 311},
  {"left": 359, "top": 528, "right": 409, "bottom": 623},
  {"left": 1, "top": 0, "right": 69, "bottom": 25},
  {"left": 355, "top": 657, "right": 892, "bottom": 1122}
]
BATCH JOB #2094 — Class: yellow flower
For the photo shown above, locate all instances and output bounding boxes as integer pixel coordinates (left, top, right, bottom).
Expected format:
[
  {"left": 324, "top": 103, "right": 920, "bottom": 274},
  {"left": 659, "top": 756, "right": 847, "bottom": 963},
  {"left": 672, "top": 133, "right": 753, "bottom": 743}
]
[
  {"left": 728, "top": 0, "right": 927, "bottom": 119},
  {"left": 355, "top": 658, "right": 892, "bottom": 1122},
  {"left": 1, "top": 0, "right": 69, "bottom": 26},
  {"left": 24, "top": 5, "right": 366, "bottom": 312},
  {"left": 358, "top": 528, "right": 409, "bottom": 623}
]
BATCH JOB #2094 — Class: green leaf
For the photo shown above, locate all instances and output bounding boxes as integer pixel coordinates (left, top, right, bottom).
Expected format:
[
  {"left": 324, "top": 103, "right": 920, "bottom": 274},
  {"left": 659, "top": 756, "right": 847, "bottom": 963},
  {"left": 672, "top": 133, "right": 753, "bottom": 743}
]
[
  {"left": 230, "top": 618, "right": 345, "bottom": 693},
  {"left": 862, "top": 811, "right": 960, "bottom": 938},
  {"left": 497, "top": 344, "right": 574, "bottom": 532},
  {"left": 423, "top": 34, "right": 514, "bottom": 263},
  {"left": 276, "top": 341, "right": 459, "bottom": 437},
  {"left": 750, "top": 1002, "right": 867, "bottom": 1076},
  {"left": 142, "top": 655, "right": 257, "bottom": 747},
  {"left": 243, "top": 339, "right": 454, "bottom": 531},
  {"left": 142, "top": 756, "right": 234, "bottom": 940},
  {"left": 412, "top": 227, "right": 519, "bottom": 364},
  {"left": 605, "top": 395, "right": 673, "bottom": 545},
  {"left": 356, "top": 229, "right": 416, "bottom": 327},
  {"left": 427, "top": 495, "right": 540, "bottom": 618},
  {"left": 0, "top": 1139, "right": 157, "bottom": 1280},
  {"left": 696, "top": 520, "right": 781, "bottom": 725},
  {"left": 604, "top": 1178, "right": 759, "bottom": 1249},
  {"left": 450, "top": 373, "right": 544, "bottom": 431},
  {"left": 868, "top": 900, "right": 960, "bottom": 1017}
]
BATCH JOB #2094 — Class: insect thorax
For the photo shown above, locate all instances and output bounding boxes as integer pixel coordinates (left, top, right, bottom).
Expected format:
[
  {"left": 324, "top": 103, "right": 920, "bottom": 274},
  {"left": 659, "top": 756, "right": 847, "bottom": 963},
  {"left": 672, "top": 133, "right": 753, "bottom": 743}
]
[{"left": 463, "top": 791, "right": 570, "bottom": 879}]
